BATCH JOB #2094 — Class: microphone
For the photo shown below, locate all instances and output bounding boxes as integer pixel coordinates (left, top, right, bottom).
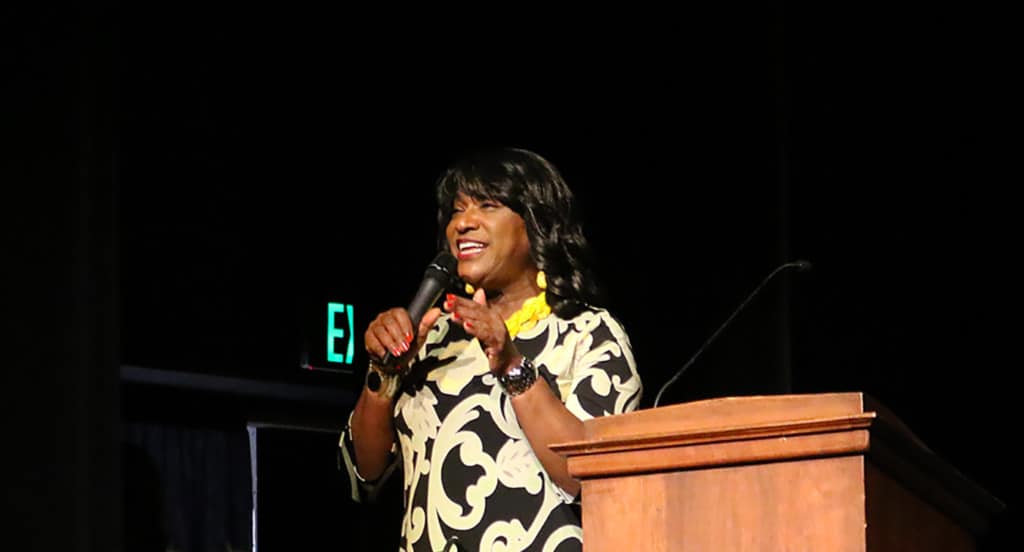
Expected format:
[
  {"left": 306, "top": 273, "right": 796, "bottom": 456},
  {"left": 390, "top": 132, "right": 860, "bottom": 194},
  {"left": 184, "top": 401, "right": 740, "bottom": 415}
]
[
  {"left": 380, "top": 250, "right": 458, "bottom": 366},
  {"left": 651, "top": 259, "right": 813, "bottom": 408}
]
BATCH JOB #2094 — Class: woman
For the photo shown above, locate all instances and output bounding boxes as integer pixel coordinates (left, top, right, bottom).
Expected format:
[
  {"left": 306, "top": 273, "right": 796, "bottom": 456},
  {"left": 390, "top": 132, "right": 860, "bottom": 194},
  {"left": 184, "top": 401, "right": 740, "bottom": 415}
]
[{"left": 340, "top": 147, "right": 642, "bottom": 551}]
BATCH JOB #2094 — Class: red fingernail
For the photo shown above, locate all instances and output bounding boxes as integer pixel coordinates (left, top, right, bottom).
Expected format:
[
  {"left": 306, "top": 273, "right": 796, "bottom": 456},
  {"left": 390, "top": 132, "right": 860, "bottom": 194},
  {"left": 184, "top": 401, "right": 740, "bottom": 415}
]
[
  {"left": 443, "top": 300, "right": 451, "bottom": 311},
  {"left": 452, "top": 312, "right": 460, "bottom": 322},
  {"left": 392, "top": 347, "right": 401, "bottom": 356},
  {"left": 464, "top": 321, "right": 473, "bottom": 330},
  {"left": 446, "top": 293, "right": 455, "bottom": 303},
  {"left": 405, "top": 332, "right": 413, "bottom": 343}
]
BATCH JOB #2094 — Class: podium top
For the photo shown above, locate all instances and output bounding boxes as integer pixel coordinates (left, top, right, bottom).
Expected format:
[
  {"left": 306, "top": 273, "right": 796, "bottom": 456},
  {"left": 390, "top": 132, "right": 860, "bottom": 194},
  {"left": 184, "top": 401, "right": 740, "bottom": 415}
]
[{"left": 583, "top": 392, "right": 869, "bottom": 442}]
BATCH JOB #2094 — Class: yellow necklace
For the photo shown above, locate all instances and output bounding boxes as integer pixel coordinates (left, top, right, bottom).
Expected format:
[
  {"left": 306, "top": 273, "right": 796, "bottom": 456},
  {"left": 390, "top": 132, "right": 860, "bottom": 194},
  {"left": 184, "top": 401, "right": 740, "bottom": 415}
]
[{"left": 505, "top": 291, "right": 552, "bottom": 338}]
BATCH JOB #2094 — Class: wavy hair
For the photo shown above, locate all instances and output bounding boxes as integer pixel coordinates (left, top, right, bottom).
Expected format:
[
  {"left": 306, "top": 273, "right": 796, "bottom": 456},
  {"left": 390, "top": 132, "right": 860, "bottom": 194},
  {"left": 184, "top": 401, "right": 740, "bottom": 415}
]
[{"left": 435, "top": 147, "right": 604, "bottom": 318}]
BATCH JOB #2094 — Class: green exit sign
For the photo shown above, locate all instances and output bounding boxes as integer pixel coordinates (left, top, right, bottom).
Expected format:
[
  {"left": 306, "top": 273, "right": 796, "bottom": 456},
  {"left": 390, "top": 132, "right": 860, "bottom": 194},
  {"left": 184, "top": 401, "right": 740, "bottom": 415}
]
[{"left": 326, "top": 302, "right": 354, "bottom": 364}]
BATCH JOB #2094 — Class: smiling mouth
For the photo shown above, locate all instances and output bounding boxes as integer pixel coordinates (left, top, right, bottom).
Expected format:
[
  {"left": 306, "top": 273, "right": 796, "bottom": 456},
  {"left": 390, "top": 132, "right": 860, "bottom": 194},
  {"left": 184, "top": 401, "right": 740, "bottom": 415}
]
[{"left": 457, "top": 240, "right": 485, "bottom": 259}]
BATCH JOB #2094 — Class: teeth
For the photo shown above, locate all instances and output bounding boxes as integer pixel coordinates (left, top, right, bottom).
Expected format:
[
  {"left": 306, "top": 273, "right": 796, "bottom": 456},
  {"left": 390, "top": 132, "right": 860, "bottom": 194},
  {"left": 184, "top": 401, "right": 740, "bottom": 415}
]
[{"left": 459, "top": 242, "right": 484, "bottom": 251}]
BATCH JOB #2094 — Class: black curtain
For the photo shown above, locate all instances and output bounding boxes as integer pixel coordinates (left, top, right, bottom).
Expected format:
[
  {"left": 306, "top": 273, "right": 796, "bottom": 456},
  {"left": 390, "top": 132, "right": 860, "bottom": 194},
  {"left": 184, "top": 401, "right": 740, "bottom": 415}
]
[
  {"left": 122, "top": 422, "right": 252, "bottom": 552},
  {"left": 4, "top": 4, "right": 120, "bottom": 551}
]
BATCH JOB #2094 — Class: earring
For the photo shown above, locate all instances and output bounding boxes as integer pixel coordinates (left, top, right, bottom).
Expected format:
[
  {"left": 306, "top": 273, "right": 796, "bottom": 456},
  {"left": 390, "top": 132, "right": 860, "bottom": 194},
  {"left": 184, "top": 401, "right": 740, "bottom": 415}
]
[
  {"left": 465, "top": 282, "right": 475, "bottom": 295},
  {"left": 536, "top": 271, "right": 547, "bottom": 290}
]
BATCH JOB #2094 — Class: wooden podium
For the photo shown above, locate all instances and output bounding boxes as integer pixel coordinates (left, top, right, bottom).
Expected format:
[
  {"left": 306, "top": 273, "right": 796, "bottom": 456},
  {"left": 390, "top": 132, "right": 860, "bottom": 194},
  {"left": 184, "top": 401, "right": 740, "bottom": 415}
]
[{"left": 551, "top": 393, "right": 1003, "bottom": 551}]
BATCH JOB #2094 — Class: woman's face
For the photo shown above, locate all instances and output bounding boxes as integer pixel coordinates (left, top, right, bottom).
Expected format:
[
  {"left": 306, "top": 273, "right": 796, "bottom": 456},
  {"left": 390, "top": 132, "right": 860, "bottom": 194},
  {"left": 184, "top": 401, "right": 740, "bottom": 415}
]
[{"left": 446, "top": 192, "right": 535, "bottom": 292}]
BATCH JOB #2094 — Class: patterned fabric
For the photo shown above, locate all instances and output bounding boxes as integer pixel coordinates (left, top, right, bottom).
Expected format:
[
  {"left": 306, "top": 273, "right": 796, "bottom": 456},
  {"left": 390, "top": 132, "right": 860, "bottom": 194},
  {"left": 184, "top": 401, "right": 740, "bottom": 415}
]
[{"left": 341, "top": 308, "right": 642, "bottom": 551}]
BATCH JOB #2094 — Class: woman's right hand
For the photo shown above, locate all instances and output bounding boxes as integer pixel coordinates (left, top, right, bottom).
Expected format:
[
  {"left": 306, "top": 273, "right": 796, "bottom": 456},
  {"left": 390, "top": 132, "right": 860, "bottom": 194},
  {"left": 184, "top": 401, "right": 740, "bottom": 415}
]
[{"left": 364, "top": 306, "right": 442, "bottom": 373}]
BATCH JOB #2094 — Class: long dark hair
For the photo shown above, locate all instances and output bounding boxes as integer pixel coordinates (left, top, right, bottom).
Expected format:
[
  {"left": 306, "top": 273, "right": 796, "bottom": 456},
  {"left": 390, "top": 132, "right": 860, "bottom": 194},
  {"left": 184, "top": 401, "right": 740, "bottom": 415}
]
[{"left": 435, "top": 147, "right": 604, "bottom": 318}]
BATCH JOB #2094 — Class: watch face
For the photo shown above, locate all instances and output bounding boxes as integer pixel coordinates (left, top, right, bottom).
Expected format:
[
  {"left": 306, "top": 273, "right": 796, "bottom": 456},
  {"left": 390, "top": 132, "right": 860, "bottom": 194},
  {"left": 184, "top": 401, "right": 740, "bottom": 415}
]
[
  {"left": 513, "top": 357, "right": 533, "bottom": 375},
  {"left": 366, "top": 371, "right": 382, "bottom": 391},
  {"left": 499, "top": 359, "right": 537, "bottom": 396}
]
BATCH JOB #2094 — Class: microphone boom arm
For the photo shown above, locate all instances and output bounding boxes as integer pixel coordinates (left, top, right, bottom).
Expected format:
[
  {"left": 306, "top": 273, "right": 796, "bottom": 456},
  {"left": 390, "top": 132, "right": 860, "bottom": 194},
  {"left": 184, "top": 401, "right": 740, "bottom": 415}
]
[{"left": 651, "top": 260, "right": 811, "bottom": 408}]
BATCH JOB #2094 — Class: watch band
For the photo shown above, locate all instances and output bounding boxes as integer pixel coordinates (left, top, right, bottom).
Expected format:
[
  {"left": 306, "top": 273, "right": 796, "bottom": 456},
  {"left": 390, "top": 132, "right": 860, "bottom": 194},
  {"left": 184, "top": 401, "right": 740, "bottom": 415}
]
[{"left": 497, "top": 356, "right": 538, "bottom": 397}]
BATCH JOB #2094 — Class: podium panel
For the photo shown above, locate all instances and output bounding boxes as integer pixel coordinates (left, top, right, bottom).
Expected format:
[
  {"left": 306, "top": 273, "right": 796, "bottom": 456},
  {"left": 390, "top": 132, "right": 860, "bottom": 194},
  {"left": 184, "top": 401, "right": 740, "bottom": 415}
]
[{"left": 552, "top": 393, "right": 1002, "bottom": 552}]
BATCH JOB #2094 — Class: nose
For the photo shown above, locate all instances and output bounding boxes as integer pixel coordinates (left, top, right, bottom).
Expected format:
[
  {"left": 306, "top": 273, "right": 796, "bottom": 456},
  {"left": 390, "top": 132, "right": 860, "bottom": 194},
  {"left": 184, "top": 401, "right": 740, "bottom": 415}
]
[{"left": 452, "top": 208, "right": 480, "bottom": 233}]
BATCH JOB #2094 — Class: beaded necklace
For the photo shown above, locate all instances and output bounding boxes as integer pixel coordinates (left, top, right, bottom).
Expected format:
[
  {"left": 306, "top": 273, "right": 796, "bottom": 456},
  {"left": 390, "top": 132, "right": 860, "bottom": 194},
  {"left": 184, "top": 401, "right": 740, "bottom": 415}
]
[
  {"left": 466, "top": 271, "right": 552, "bottom": 339},
  {"left": 504, "top": 291, "right": 551, "bottom": 338}
]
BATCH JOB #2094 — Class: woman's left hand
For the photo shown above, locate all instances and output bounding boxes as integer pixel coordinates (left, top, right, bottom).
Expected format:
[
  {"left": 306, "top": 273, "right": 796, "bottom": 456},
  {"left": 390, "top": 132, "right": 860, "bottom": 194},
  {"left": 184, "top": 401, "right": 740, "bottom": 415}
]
[{"left": 443, "top": 289, "right": 520, "bottom": 375}]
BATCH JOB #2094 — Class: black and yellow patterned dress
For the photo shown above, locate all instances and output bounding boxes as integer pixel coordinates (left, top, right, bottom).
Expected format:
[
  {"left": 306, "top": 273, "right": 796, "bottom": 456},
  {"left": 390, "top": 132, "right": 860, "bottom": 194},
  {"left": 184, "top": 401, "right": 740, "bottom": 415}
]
[{"left": 342, "top": 308, "right": 642, "bottom": 551}]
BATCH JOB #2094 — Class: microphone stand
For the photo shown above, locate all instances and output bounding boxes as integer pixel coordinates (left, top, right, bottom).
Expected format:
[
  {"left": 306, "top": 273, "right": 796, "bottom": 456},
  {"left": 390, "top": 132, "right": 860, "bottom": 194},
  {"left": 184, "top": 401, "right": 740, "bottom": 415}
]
[{"left": 651, "top": 260, "right": 812, "bottom": 408}]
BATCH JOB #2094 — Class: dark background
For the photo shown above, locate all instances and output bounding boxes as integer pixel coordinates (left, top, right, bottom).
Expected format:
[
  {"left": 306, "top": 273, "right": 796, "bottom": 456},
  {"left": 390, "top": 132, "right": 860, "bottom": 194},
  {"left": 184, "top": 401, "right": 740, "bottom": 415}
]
[{"left": 6, "top": 2, "right": 1017, "bottom": 550}]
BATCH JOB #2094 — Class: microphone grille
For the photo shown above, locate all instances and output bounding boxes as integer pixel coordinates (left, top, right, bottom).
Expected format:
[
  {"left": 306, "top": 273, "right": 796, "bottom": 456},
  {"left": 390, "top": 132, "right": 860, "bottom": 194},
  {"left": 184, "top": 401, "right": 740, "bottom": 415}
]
[{"left": 428, "top": 250, "right": 457, "bottom": 276}]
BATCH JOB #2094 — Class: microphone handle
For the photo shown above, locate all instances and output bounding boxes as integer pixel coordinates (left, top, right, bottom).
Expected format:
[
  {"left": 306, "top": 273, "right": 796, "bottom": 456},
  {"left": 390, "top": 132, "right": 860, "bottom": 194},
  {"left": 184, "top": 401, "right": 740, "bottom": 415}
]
[
  {"left": 651, "top": 260, "right": 810, "bottom": 408},
  {"left": 379, "top": 278, "right": 448, "bottom": 366},
  {"left": 377, "top": 251, "right": 457, "bottom": 368}
]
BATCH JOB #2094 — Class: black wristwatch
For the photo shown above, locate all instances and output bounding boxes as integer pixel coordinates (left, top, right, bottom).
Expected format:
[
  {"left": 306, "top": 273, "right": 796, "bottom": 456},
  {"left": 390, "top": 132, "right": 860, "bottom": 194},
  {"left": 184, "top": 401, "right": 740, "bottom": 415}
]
[
  {"left": 497, "top": 356, "right": 538, "bottom": 397},
  {"left": 366, "top": 361, "right": 401, "bottom": 399}
]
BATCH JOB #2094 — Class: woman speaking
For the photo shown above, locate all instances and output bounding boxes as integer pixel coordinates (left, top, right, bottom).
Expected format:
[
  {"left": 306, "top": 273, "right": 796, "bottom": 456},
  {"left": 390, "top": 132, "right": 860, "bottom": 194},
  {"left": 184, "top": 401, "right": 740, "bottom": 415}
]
[{"left": 340, "top": 147, "right": 642, "bottom": 551}]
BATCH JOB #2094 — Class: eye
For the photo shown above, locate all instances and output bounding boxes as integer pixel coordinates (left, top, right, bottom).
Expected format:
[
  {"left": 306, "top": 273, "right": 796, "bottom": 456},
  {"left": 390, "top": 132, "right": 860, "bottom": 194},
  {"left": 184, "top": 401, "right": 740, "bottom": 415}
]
[{"left": 480, "top": 200, "right": 501, "bottom": 209}]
